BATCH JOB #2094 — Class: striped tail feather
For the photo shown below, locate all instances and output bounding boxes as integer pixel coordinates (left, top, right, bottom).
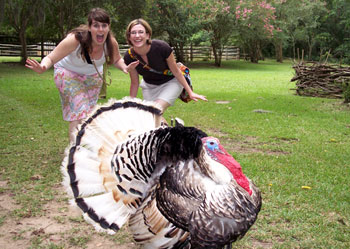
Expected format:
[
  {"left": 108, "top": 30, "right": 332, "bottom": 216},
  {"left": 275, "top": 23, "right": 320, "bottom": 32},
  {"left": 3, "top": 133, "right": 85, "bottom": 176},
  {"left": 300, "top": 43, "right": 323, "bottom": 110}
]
[
  {"left": 76, "top": 97, "right": 163, "bottom": 152},
  {"left": 129, "top": 186, "right": 190, "bottom": 248},
  {"left": 75, "top": 192, "right": 130, "bottom": 232},
  {"left": 61, "top": 98, "right": 164, "bottom": 234}
]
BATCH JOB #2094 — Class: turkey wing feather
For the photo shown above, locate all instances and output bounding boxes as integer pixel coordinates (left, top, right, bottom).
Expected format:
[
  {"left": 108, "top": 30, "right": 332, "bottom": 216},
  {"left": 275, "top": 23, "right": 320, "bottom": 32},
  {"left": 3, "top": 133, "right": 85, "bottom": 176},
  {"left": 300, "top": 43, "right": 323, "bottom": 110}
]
[{"left": 189, "top": 180, "right": 261, "bottom": 248}]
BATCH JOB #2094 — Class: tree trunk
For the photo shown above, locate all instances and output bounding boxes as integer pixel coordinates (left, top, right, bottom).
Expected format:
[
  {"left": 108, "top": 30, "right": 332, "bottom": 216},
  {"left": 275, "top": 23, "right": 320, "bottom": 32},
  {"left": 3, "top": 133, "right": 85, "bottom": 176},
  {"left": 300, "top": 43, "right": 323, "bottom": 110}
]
[
  {"left": 172, "top": 43, "right": 185, "bottom": 63},
  {"left": 275, "top": 40, "right": 283, "bottom": 63},
  {"left": 41, "top": 35, "right": 44, "bottom": 60},
  {"left": 179, "top": 43, "right": 185, "bottom": 63},
  {"left": 291, "top": 35, "right": 296, "bottom": 60},
  {"left": 190, "top": 43, "right": 193, "bottom": 62},
  {"left": 211, "top": 37, "right": 223, "bottom": 67},
  {"left": 58, "top": 5, "right": 65, "bottom": 40},
  {"left": 249, "top": 41, "right": 259, "bottom": 63},
  {"left": 212, "top": 45, "right": 220, "bottom": 67},
  {"left": 250, "top": 53, "right": 259, "bottom": 63},
  {"left": 19, "top": 28, "right": 27, "bottom": 65},
  {"left": 308, "top": 36, "right": 314, "bottom": 61},
  {"left": 308, "top": 45, "right": 313, "bottom": 61},
  {"left": 258, "top": 43, "right": 264, "bottom": 61}
]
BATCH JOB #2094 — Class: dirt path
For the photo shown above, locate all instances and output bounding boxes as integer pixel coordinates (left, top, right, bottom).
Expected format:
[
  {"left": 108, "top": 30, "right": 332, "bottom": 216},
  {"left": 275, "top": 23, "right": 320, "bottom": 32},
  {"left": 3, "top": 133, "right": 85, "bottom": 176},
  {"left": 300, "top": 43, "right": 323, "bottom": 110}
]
[{"left": 0, "top": 181, "right": 138, "bottom": 249}]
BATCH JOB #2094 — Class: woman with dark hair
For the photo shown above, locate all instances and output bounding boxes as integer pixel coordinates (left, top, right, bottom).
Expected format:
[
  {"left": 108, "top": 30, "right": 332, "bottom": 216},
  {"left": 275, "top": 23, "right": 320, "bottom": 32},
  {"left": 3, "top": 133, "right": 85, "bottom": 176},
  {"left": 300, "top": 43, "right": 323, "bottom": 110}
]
[
  {"left": 26, "top": 8, "right": 138, "bottom": 143},
  {"left": 124, "top": 18, "right": 207, "bottom": 113}
]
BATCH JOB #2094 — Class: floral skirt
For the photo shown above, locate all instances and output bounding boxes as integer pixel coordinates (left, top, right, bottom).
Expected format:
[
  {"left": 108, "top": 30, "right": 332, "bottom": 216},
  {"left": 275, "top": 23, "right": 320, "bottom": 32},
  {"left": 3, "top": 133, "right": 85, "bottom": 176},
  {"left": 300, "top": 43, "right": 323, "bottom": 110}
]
[{"left": 54, "top": 66, "right": 103, "bottom": 121}]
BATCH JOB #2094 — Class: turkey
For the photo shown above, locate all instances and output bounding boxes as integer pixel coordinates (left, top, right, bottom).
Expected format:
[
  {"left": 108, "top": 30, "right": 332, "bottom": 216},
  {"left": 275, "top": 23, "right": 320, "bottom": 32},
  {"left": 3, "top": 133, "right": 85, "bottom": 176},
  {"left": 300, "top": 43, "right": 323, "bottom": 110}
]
[{"left": 61, "top": 97, "right": 262, "bottom": 249}]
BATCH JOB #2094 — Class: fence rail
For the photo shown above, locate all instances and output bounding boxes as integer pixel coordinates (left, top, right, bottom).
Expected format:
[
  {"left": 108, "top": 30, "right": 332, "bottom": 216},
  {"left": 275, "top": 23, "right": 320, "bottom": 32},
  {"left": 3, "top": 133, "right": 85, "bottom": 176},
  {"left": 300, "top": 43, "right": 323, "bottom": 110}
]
[
  {"left": 0, "top": 42, "right": 241, "bottom": 61},
  {"left": 182, "top": 46, "right": 240, "bottom": 61},
  {"left": 0, "top": 42, "right": 57, "bottom": 57}
]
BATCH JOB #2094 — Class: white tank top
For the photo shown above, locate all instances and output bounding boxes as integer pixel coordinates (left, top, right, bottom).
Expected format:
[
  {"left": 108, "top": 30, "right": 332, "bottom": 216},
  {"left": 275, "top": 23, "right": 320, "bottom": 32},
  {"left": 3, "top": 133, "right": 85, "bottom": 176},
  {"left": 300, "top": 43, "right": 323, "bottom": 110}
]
[{"left": 55, "top": 44, "right": 106, "bottom": 75}]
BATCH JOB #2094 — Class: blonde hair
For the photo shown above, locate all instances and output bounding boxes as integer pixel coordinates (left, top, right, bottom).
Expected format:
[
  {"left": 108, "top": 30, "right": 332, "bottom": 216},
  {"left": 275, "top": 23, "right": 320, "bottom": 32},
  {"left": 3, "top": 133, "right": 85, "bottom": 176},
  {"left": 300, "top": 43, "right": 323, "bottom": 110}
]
[{"left": 125, "top": 19, "right": 152, "bottom": 46}]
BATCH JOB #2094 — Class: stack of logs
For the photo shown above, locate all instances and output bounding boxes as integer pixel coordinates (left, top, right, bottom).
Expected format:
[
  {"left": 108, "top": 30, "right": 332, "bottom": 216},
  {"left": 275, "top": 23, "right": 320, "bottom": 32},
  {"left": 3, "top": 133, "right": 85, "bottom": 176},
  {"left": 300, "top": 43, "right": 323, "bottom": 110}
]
[{"left": 291, "top": 62, "right": 350, "bottom": 99}]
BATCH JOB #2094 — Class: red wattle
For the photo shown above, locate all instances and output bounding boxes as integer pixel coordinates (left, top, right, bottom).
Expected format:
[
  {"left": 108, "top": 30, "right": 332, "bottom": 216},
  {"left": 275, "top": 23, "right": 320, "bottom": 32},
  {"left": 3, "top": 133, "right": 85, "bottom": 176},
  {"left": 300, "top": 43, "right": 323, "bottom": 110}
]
[{"left": 218, "top": 151, "right": 252, "bottom": 195}]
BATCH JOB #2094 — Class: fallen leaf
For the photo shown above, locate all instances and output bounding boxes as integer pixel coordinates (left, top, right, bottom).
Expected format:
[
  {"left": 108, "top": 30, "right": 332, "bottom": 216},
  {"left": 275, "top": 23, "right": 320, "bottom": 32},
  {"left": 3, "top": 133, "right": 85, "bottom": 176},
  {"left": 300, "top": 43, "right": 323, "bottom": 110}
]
[
  {"left": 301, "top": 185, "right": 312, "bottom": 190},
  {"left": 31, "top": 175, "right": 42, "bottom": 180}
]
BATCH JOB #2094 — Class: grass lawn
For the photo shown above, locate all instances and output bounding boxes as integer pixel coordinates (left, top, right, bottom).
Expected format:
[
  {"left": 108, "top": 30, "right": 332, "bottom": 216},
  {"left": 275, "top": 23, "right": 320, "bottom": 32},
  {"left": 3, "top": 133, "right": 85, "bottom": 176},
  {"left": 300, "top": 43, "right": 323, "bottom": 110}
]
[{"left": 0, "top": 57, "right": 349, "bottom": 248}]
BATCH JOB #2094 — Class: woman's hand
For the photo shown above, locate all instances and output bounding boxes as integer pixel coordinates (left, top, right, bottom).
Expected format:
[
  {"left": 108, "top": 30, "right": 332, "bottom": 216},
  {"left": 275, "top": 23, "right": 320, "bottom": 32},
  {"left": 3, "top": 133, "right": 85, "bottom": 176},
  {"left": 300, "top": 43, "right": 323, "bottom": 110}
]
[
  {"left": 25, "top": 58, "right": 47, "bottom": 74},
  {"left": 166, "top": 53, "right": 207, "bottom": 102},
  {"left": 25, "top": 34, "right": 78, "bottom": 74},
  {"left": 189, "top": 92, "right": 208, "bottom": 102},
  {"left": 115, "top": 59, "right": 139, "bottom": 74},
  {"left": 123, "top": 60, "right": 139, "bottom": 74}
]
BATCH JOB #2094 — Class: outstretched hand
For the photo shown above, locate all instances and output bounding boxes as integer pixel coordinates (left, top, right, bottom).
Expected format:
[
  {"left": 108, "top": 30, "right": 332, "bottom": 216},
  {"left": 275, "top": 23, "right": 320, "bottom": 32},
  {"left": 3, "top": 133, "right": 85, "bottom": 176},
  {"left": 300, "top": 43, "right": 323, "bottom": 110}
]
[
  {"left": 189, "top": 92, "right": 208, "bottom": 102},
  {"left": 25, "top": 58, "right": 46, "bottom": 74},
  {"left": 123, "top": 60, "right": 139, "bottom": 74}
]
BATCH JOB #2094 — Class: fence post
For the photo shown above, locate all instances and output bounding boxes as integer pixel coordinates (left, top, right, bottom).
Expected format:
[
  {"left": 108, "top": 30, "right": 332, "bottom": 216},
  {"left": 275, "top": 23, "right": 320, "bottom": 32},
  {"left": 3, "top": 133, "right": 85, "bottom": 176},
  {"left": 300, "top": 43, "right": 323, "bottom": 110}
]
[
  {"left": 40, "top": 37, "right": 44, "bottom": 59},
  {"left": 190, "top": 43, "right": 193, "bottom": 62}
]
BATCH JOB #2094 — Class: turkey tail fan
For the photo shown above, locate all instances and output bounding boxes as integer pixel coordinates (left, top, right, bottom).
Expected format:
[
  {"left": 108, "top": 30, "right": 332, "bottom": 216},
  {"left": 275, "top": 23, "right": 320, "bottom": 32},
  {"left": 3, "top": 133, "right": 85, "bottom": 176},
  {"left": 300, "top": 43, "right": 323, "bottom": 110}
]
[
  {"left": 61, "top": 98, "right": 164, "bottom": 234},
  {"left": 75, "top": 97, "right": 164, "bottom": 149}
]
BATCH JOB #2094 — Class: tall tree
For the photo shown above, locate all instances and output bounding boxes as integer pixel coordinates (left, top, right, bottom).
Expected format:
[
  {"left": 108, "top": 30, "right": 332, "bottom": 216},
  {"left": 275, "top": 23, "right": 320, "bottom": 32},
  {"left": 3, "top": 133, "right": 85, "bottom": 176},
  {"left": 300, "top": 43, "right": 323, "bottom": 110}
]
[
  {"left": 320, "top": 0, "right": 350, "bottom": 63},
  {"left": 46, "top": 0, "right": 97, "bottom": 41},
  {"left": 147, "top": 0, "right": 199, "bottom": 62},
  {"left": 106, "top": 0, "right": 146, "bottom": 42},
  {"left": 300, "top": 0, "right": 327, "bottom": 60},
  {"left": 234, "top": 0, "right": 278, "bottom": 63},
  {"left": 0, "top": 0, "right": 5, "bottom": 23},
  {"left": 270, "top": 0, "right": 289, "bottom": 63},
  {"left": 3, "top": 0, "right": 42, "bottom": 64},
  {"left": 280, "top": 0, "right": 327, "bottom": 61},
  {"left": 198, "top": 0, "right": 235, "bottom": 67}
]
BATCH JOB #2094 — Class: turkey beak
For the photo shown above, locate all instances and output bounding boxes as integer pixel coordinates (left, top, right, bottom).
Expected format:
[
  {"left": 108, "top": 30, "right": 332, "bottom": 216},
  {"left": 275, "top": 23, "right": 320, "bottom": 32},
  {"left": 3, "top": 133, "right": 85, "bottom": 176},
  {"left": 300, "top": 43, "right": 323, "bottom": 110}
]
[
  {"left": 216, "top": 144, "right": 228, "bottom": 155},
  {"left": 215, "top": 147, "right": 225, "bottom": 154}
]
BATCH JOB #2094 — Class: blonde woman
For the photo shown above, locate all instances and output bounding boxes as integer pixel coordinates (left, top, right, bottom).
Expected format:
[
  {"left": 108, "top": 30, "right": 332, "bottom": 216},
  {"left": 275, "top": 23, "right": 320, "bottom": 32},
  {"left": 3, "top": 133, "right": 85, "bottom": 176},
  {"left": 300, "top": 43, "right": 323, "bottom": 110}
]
[{"left": 124, "top": 19, "right": 207, "bottom": 113}]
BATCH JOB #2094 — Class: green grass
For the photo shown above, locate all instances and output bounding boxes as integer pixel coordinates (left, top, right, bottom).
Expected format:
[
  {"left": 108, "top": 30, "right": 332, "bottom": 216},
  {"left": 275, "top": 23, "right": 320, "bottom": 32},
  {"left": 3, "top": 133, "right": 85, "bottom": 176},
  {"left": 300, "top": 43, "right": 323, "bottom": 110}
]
[
  {"left": 0, "top": 57, "right": 22, "bottom": 63},
  {"left": 0, "top": 58, "right": 349, "bottom": 248}
]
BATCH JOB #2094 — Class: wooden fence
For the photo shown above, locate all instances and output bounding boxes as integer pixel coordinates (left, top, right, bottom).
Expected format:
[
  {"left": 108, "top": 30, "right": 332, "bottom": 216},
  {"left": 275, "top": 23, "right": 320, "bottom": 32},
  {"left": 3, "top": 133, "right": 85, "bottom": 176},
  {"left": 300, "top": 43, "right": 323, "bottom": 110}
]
[
  {"left": 181, "top": 46, "right": 240, "bottom": 61},
  {"left": 0, "top": 42, "right": 241, "bottom": 61},
  {"left": 0, "top": 42, "right": 57, "bottom": 57}
]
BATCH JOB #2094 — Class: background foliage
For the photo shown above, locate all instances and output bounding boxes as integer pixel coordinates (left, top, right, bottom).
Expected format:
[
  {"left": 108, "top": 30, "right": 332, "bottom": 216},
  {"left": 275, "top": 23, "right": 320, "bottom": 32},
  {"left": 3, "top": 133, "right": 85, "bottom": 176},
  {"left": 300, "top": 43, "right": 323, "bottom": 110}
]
[{"left": 1, "top": 0, "right": 350, "bottom": 65}]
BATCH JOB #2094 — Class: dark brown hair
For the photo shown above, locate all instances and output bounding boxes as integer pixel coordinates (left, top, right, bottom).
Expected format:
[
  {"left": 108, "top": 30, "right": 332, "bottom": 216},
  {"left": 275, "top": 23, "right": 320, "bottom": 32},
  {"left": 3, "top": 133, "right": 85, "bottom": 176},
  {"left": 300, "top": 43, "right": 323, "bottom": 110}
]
[
  {"left": 70, "top": 8, "right": 114, "bottom": 65},
  {"left": 125, "top": 18, "right": 152, "bottom": 46}
]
